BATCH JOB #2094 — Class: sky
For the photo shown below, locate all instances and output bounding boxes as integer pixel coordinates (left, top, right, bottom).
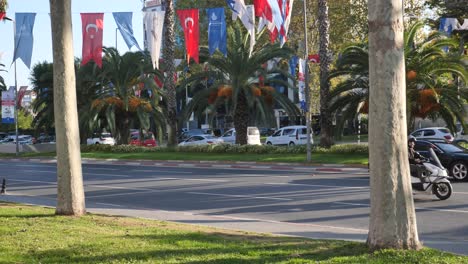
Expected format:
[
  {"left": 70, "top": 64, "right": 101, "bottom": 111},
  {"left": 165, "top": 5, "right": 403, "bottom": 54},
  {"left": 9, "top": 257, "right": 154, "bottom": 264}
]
[{"left": 0, "top": 0, "right": 146, "bottom": 89}]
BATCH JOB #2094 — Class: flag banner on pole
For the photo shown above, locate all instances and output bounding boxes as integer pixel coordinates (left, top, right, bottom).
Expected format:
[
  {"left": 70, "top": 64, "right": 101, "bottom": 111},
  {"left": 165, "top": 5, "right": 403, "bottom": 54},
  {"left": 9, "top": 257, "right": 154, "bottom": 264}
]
[
  {"left": 1, "top": 86, "right": 15, "bottom": 124},
  {"left": 279, "top": 0, "right": 294, "bottom": 47},
  {"left": 298, "top": 58, "right": 306, "bottom": 111},
  {"left": 177, "top": 9, "right": 199, "bottom": 64},
  {"left": 253, "top": 0, "right": 272, "bottom": 20},
  {"left": 267, "top": 0, "right": 283, "bottom": 31},
  {"left": 207, "top": 8, "right": 227, "bottom": 56},
  {"left": 144, "top": 10, "right": 165, "bottom": 69},
  {"left": 289, "top": 56, "right": 298, "bottom": 76},
  {"left": 225, "top": 0, "right": 246, "bottom": 21},
  {"left": 439, "top": 18, "right": 459, "bottom": 35},
  {"left": 113, "top": 12, "right": 141, "bottom": 51},
  {"left": 81, "top": 13, "right": 104, "bottom": 67},
  {"left": 13, "top": 13, "right": 36, "bottom": 68},
  {"left": 16, "top": 86, "right": 28, "bottom": 106},
  {"left": 244, "top": 5, "right": 255, "bottom": 56}
]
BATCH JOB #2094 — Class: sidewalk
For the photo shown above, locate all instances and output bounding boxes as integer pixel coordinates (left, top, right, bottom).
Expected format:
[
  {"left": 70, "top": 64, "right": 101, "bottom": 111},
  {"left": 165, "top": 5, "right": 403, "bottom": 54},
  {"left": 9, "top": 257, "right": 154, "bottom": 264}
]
[{"left": 1, "top": 156, "right": 369, "bottom": 173}]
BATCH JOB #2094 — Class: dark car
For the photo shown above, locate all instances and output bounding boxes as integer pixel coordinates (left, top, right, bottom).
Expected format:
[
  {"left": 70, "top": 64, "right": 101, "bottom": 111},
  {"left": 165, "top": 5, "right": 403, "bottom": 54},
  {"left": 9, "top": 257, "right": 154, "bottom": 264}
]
[{"left": 414, "top": 139, "right": 468, "bottom": 181}]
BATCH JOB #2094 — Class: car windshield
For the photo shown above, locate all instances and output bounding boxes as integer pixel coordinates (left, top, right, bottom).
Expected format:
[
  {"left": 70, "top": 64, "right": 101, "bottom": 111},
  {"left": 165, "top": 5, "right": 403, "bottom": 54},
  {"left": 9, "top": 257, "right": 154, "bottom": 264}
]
[
  {"left": 438, "top": 128, "right": 451, "bottom": 134},
  {"left": 435, "top": 143, "right": 465, "bottom": 153},
  {"left": 101, "top": 133, "right": 112, "bottom": 138},
  {"left": 204, "top": 135, "right": 216, "bottom": 139}
]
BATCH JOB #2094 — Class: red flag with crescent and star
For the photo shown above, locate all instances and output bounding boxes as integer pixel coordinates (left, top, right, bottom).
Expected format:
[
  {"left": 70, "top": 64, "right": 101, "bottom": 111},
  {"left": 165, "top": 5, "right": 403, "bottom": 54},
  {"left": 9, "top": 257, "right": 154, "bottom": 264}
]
[
  {"left": 81, "top": 13, "right": 104, "bottom": 67},
  {"left": 177, "top": 9, "right": 199, "bottom": 64}
]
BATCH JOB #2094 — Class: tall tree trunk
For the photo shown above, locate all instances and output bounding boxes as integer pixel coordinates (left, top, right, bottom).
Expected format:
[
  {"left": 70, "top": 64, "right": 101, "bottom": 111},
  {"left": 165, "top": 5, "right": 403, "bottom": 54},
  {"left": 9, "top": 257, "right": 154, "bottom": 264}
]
[
  {"left": 318, "top": 0, "right": 333, "bottom": 148},
  {"left": 50, "top": 0, "right": 85, "bottom": 216},
  {"left": 234, "top": 91, "right": 248, "bottom": 145},
  {"left": 367, "top": 0, "right": 421, "bottom": 250},
  {"left": 164, "top": 0, "right": 177, "bottom": 146}
]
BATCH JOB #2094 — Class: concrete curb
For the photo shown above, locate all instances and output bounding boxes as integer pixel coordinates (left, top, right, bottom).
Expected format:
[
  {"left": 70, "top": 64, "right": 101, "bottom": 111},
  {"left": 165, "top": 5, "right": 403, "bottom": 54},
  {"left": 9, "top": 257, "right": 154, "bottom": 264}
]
[{"left": 0, "top": 157, "right": 369, "bottom": 173}]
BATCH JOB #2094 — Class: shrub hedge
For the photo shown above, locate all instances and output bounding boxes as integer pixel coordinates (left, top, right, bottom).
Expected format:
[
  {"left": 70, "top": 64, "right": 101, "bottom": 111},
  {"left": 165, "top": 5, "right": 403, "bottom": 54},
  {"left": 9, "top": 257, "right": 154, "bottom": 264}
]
[{"left": 81, "top": 143, "right": 369, "bottom": 155}]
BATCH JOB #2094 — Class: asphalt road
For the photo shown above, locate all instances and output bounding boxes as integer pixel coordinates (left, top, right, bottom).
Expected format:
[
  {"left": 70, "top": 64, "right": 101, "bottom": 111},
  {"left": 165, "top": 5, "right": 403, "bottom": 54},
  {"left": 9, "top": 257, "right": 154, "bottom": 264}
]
[{"left": 0, "top": 159, "right": 467, "bottom": 256}]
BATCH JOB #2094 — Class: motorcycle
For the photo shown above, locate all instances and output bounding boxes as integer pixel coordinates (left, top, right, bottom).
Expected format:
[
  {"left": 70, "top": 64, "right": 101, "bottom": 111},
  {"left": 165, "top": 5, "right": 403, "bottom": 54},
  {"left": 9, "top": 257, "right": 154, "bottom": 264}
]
[{"left": 410, "top": 148, "right": 453, "bottom": 200}]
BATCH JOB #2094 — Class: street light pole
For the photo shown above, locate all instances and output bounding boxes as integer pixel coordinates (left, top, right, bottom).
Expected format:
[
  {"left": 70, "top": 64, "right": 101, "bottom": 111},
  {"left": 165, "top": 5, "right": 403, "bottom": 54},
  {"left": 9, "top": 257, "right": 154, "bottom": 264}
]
[{"left": 303, "top": 0, "right": 311, "bottom": 162}]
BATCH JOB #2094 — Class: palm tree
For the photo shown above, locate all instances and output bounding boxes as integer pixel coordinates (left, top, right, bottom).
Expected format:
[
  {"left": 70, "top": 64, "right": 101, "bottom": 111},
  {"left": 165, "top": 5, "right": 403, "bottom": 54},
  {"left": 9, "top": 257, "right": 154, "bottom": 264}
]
[
  {"left": 329, "top": 21, "right": 468, "bottom": 134},
  {"left": 181, "top": 23, "right": 300, "bottom": 145},
  {"left": 87, "top": 47, "right": 166, "bottom": 144},
  {"left": 318, "top": 0, "right": 333, "bottom": 148},
  {"left": 0, "top": 62, "right": 6, "bottom": 90},
  {"left": 163, "top": 0, "right": 178, "bottom": 147},
  {"left": 30, "top": 62, "right": 54, "bottom": 132}
]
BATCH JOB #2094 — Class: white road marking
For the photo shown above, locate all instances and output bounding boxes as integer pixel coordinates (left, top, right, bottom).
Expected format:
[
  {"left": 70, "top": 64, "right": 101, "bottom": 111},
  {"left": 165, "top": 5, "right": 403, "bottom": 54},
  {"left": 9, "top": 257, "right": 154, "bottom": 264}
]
[
  {"left": 333, "top": 201, "right": 468, "bottom": 214},
  {"left": 95, "top": 202, "right": 122, "bottom": 207},
  {"left": 132, "top": 169, "right": 193, "bottom": 174},
  {"left": 187, "top": 192, "right": 292, "bottom": 201},
  {"left": 9, "top": 179, "right": 55, "bottom": 185},
  {"left": 265, "top": 182, "right": 369, "bottom": 190}
]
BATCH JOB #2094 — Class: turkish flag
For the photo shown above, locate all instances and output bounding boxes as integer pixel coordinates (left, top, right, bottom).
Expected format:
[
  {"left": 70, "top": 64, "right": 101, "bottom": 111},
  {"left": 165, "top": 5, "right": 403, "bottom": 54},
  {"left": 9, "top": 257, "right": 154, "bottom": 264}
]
[
  {"left": 81, "top": 13, "right": 104, "bottom": 67},
  {"left": 177, "top": 9, "right": 199, "bottom": 64}
]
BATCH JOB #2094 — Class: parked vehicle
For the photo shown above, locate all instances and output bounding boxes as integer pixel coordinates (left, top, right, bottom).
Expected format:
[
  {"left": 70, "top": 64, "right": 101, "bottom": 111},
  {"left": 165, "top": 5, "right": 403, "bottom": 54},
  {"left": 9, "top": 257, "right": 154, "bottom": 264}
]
[
  {"left": 130, "top": 132, "right": 157, "bottom": 147},
  {"left": 178, "top": 135, "right": 224, "bottom": 146},
  {"left": 221, "top": 127, "right": 261, "bottom": 145},
  {"left": 178, "top": 128, "right": 213, "bottom": 142},
  {"left": 410, "top": 127, "right": 454, "bottom": 143},
  {"left": 0, "top": 132, "right": 7, "bottom": 140},
  {"left": 415, "top": 139, "right": 468, "bottom": 181},
  {"left": 86, "top": 132, "right": 116, "bottom": 145},
  {"left": 265, "top": 125, "right": 313, "bottom": 146},
  {"left": 410, "top": 147, "right": 453, "bottom": 200}
]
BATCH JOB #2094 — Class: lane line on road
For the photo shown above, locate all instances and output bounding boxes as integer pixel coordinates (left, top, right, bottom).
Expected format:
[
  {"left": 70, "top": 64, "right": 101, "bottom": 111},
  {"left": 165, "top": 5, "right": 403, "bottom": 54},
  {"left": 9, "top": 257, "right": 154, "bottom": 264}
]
[
  {"left": 333, "top": 201, "right": 468, "bottom": 214},
  {"left": 132, "top": 169, "right": 193, "bottom": 174},
  {"left": 187, "top": 191, "right": 292, "bottom": 201},
  {"left": 95, "top": 202, "right": 122, "bottom": 207},
  {"left": 265, "top": 182, "right": 369, "bottom": 190}
]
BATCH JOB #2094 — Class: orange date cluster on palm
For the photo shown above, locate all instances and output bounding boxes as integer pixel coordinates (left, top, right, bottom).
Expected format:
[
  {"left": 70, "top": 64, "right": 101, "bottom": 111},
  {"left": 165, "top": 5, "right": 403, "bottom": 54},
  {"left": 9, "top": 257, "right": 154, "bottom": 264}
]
[
  {"left": 91, "top": 96, "right": 152, "bottom": 112},
  {"left": 413, "top": 89, "right": 441, "bottom": 118}
]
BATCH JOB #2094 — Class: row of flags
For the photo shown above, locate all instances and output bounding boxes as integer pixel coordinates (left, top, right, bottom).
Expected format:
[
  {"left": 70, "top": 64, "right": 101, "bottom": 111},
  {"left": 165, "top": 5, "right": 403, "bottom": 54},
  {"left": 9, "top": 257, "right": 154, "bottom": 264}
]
[{"left": 11, "top": 0, "right": 295, "bottom": 71}]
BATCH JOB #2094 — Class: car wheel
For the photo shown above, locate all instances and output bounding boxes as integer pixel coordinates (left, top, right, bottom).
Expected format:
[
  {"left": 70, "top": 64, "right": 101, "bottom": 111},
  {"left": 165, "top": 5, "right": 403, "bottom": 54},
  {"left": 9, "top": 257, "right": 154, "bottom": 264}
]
[
  {"left": 95, "top": 142, "right": 100, "bottom": 145},
  {"left": 289, "top": 142, "right": 295, "bottom": 147},
  {"left": 266, "top": 142, "right": 272, "bottom": 145},
  {"left": 450, "top": 161, "right": 468, "bottom": 181}
]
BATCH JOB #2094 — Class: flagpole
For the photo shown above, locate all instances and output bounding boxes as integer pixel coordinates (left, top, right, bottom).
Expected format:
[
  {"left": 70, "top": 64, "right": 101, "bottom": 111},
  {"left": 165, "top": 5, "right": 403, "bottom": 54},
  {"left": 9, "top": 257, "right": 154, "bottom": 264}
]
[
  {"left": 303, "top": 0, "right": 311, "bottom": 162},
  {"left": 115, "top": 27, "right": 118, "bottom": 49},
  {"left": 13, "top": 19, "right": 19, "bottom": 156}
]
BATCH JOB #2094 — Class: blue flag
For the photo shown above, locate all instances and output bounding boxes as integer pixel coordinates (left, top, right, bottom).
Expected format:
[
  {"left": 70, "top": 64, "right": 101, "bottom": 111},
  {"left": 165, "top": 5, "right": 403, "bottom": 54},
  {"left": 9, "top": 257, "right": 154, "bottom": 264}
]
[
  {"left": 13, "top": 13, "right": 36, "bottom": 68},
  {"left": 207, "top": 8, "right": 227, "bottom": 56},
  {"left": 289, "top": 56, "right": 298, "bottom": 76},
  {"left": 113, "top": 12, "right": 141, "bottom": 50}
]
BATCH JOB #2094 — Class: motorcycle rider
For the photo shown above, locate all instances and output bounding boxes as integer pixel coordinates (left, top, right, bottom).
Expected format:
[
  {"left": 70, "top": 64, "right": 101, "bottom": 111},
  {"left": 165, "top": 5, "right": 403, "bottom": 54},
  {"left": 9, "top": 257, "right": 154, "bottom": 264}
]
[{"left": 408, "top": 137, "right": 426, "bottom": 178}]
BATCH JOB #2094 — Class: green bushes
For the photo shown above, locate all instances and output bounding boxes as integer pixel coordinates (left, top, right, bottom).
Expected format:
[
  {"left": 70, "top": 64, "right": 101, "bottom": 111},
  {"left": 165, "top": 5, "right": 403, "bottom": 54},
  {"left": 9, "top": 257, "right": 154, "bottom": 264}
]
[{"left": 81, "top": 143, "right": 369, "bottom": 155}]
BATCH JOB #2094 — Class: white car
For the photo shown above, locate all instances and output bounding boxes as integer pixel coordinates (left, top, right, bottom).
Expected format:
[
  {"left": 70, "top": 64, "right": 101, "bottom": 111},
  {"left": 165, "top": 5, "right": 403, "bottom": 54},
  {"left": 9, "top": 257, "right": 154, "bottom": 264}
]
[
  {"left": 265, "top": 125, "right": 313, "bottom": 146},
  {"left": 221, "top": 127, "right": 261, "bottom": 145},
  {"left": 86, "top": 133, "right": 116, "bottom": 145},
  {"left": 410, "top": 127, "right": 454, "bottom": 143},
  {"left": 178, "top": 135, "right": 224, "bottom": 146}
]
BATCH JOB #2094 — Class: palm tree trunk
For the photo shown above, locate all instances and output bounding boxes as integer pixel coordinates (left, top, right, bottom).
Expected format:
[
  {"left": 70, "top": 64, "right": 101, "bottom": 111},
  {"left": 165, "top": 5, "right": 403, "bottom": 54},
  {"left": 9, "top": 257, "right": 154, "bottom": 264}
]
[
  {"left": 234, "top": 91, "right": 248, "bottom": 145},
  {"left": 163, "top": 0, "right": 177, "bottom": 147},
  {"left": 318, "top": 0, "right": 333, "bottom": 148},
  {"left": 367, "top": 0, "right": 421, "bottom": 250},
  {"left": 50, "top": 0, "right": 85, "bottom": 216}
]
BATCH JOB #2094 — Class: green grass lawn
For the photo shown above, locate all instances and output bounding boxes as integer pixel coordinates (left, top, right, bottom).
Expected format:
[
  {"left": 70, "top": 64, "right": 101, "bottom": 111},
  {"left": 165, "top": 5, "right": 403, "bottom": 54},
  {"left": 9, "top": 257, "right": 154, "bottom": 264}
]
[
  {"left": 80, "top": 151, "right": 369, "bottom": 165},
  {"left": 1, "top": 202, "right": 466, "bottom": 264}
]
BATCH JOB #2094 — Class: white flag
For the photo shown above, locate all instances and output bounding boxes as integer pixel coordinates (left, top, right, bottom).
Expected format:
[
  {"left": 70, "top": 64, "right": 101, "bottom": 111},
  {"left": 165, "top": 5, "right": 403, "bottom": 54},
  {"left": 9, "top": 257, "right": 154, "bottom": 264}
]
[
  {"left": 144, "top": 10, "right": 165, "bottom": 69},
  {"left": 298, "top": 59, "right": 306, "bottom": 110},
  {"left": 244, "top": 5, "right": 256, "bottom": 56}
]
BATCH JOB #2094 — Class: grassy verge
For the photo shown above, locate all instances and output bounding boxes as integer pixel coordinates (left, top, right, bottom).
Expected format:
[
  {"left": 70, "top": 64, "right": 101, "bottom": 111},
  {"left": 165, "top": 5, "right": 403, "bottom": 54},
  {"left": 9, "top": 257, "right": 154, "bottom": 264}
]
[
  {"left": 80, "top": 151, "right": 369, "bottom": 165},
  {"left": 1, "top": 202, "right": 466, "bottom": 264}
]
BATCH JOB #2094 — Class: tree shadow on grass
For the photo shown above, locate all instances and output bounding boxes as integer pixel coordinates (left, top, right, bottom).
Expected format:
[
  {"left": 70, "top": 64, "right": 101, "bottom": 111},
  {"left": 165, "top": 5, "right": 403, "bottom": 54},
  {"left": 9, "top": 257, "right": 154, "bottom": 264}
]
[{"left": 28, "top": 232, "right": 368, "bottom": 264}]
